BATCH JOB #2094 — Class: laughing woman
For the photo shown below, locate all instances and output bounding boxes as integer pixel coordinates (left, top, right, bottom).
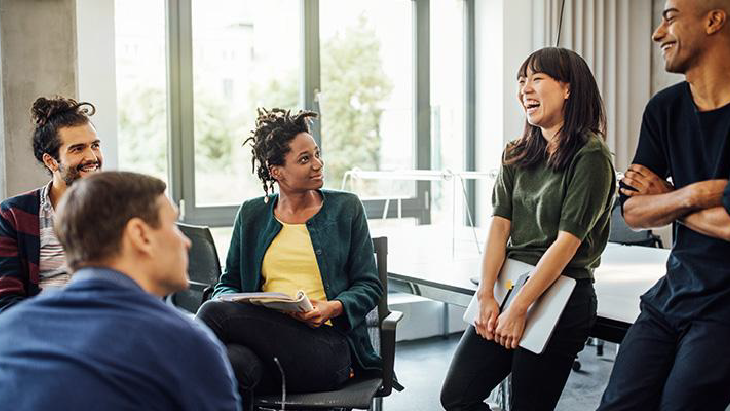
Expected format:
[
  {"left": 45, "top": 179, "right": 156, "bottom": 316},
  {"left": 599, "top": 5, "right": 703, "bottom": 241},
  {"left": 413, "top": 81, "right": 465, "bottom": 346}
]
[
  {"left": 197, "top": 109, "right": 382, "bottom": 411},
  {"left": 440, "top": 47, "right": 616, "bottom": 411}
]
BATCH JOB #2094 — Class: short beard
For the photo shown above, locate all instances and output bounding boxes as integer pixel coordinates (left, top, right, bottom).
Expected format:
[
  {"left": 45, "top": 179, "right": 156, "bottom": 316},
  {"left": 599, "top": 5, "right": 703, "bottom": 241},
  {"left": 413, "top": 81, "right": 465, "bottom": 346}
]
[
  {"left": 58, "top": 160, "right": 101, "bottom": 186},
  {"left": 58, "top": 163, "right": 81, "bottom": 186}
]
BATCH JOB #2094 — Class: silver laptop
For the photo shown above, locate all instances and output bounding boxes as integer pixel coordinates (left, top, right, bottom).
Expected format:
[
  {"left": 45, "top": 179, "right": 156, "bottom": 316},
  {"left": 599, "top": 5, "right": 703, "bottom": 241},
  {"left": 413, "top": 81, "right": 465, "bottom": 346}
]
[{"left": 463, "top": 258, "right": 576, "bottom": 354}]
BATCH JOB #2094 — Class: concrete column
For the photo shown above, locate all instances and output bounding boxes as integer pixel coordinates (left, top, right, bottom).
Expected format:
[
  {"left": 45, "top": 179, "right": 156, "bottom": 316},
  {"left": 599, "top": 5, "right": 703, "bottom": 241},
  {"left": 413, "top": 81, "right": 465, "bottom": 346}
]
[{"left": 0, "top": 0, "right": 79, "bottom": 198}]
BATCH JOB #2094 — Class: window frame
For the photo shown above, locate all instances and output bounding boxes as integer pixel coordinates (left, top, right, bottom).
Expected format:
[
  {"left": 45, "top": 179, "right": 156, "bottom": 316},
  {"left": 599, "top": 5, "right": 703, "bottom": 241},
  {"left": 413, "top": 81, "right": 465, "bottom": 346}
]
[{"left": 164, "top": 0, "right": 476, "bottom": 227}]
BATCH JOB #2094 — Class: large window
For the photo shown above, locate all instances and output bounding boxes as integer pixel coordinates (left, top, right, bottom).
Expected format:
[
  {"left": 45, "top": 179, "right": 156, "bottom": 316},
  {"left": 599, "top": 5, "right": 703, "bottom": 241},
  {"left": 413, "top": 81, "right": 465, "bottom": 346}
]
[
  {"left": 116, "top": 0, "right": 475, "bottom": 226},
  {"left": 319, "top": 0, "right": 414, "bottom": 198},
  {"left": 191, "top": 0, "right": 301, "bottom": 206},
  {"left": 115, "top": 0, "right": 168, "bottom": 185},
  {"left": 430, "top": 0, "right": 466, "bottom": 225}
]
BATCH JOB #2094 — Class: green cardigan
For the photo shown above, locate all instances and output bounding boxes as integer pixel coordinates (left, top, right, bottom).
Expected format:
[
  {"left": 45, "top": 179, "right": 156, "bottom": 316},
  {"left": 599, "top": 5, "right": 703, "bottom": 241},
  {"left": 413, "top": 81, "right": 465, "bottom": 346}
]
[{"left": 213, "top": 189, "right": 383, "bottom": 372}]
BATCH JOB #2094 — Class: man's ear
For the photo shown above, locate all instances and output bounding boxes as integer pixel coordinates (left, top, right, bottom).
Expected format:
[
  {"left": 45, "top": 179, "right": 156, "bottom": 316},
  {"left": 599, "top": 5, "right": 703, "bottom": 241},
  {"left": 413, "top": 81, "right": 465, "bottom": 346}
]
[
  {"left": 123, "top": 218, "right": 154, "bottom": 257},
  {"left": 707, "top": 9, "right": 727, "bottom": 35},
  {"left": 42, "top": 153, "right": 58, "bottom": 173}
]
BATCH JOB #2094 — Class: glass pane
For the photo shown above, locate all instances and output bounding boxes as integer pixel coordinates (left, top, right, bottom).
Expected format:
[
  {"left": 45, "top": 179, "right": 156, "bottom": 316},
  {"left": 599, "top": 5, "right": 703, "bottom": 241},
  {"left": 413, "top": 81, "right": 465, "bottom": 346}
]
[
  {"left": 320, "top": 0, "right": 414, "bottom": 198},
  {"left": 431, "top": 0, "right": 464, "bottom": 173},
  {"left": 115, "top": 0, "right": 168, "bottom": 185},
  {"left": 191, "top": 0, "right": 301, "bottom": 206},
  {"left": 430, "top": 0, "right": 465, "bottom": 225}
]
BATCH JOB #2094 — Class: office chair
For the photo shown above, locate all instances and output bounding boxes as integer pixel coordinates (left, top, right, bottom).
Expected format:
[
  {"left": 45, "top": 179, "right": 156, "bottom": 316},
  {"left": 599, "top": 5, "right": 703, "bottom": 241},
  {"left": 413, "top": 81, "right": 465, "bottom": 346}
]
[
  {"left": 254, "top": 236, "right": 404, "bottom": 411},
  {"left": 608, "top": 200, "right": 663, "bottom": 248},
  {"left": 167, "top": 223, "right": 221, "bottom": 313}
]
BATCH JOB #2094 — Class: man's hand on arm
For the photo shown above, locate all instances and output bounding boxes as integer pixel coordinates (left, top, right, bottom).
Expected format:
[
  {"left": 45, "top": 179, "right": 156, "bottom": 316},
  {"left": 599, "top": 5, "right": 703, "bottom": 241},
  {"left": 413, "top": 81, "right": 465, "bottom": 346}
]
[
  {"left": 620, "top": 164, "right": 675, "bottom": 196},
  {"left": 620, "top": 164, "right": 727, "bottom": 230}
]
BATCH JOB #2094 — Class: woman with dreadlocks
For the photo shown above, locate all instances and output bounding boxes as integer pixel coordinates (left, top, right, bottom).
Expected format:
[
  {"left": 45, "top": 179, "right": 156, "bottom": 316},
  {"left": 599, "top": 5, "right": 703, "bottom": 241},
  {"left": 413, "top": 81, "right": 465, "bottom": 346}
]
[{"left": 197, "top": 108, "right": 382, "bottom": 410}]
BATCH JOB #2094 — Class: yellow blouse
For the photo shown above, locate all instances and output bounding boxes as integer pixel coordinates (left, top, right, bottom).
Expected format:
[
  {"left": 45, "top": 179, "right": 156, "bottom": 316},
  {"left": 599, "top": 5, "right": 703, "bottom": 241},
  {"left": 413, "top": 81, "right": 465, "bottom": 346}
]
[{"left": 261, "top": 219, "right": 327, "bottom": 303}]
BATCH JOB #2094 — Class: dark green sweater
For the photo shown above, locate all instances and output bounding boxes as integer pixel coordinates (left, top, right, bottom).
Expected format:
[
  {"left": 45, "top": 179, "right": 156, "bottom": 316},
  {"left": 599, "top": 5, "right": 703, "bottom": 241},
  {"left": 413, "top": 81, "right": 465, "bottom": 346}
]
[
  {"left": 213, "top": 189, "right": 383, "bottom": 372},
  {"left": 492, "top": 134, "right": 616, "bottom": 279}
]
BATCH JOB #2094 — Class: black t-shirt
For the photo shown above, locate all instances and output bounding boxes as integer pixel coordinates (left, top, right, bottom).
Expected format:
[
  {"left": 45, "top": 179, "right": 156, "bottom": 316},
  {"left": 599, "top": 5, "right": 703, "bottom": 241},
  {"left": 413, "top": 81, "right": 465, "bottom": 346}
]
[{"left": 620, "top": 81, "right": 730, "bottom": 325}]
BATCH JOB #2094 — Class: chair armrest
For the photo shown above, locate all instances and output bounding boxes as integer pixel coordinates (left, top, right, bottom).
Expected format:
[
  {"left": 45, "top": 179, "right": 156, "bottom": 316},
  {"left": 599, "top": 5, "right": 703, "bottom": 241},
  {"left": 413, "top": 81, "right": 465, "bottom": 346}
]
[
  {"left": 378, "top": 310, "right": 404, "bottom": 397},
  {"left": 382, "top": 310, "right": 403, "bottom": 330},
  {"left": 188, "top": 280, "right": 210, "bottom": 292},
  {"left": 201, "top": 285, "right": 215, "bottom": 304}
]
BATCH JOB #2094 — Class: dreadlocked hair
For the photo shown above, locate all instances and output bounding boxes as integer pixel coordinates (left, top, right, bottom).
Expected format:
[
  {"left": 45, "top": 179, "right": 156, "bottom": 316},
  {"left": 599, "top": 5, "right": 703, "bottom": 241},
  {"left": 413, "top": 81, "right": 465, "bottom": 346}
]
[{"left": 243, "top": 108, "right": 318, "bottom": 197}]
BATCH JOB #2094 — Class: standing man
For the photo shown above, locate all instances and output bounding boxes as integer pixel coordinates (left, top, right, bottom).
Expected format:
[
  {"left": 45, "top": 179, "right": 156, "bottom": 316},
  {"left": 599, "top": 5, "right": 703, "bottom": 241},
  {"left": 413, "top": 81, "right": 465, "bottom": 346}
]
[
  {"left": 0, "top": 96, "right": 103, "bottom": 312},
  {"left": 599, "top": 0, "right": 730, "bottom": 409},
  {"left": 0, "top": 171, "right": 240, "bottom": 410}
]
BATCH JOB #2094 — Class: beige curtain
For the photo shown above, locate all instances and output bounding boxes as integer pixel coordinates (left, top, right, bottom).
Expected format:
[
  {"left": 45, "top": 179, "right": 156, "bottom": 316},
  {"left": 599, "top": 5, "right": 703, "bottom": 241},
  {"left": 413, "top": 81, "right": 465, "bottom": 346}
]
[{"left": 537, "top": 0, "right": 654, "bottom": 172}]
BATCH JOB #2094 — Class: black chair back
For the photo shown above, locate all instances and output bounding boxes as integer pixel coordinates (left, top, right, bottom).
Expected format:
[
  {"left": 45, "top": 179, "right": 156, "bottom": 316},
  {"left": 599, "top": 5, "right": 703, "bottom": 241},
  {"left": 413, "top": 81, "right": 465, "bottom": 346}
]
[
  {"left": 172, "top": 223, "right": 222, "bottom": 313},
  {"left": 608, "top": 200, "right": 663, "bottom": 248}
]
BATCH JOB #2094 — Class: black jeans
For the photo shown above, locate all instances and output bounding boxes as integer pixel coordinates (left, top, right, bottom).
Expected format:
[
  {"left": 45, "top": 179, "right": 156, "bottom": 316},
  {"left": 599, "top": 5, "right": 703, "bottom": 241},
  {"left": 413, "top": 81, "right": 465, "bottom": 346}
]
[
  {"left": 196, "top": 301, "right": 352, "bottom": 397},
  {"left": 441, "top": 279, "right": 597, "bottom": 411},
  {"left": 598, "top": 302, "right": 730, "bottom": 411}
]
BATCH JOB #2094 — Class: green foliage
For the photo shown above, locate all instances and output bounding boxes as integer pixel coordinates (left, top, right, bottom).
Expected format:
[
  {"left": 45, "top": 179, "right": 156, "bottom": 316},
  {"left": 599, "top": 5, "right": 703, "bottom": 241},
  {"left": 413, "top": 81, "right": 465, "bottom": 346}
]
[
  {"left": 320, "top": 14, "right": 392, "bottom": 185},
  {"left": 192, "top": 88, "right": 242, "bottom": 174},
  {"left": 117, "top": 86, "right": 167, "bottom": 181}
]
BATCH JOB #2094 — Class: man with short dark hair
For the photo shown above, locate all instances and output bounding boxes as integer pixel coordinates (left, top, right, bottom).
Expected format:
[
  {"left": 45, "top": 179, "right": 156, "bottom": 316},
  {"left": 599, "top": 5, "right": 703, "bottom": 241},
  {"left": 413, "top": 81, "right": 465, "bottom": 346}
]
[
  {"left": 599, "top": 0, "right": 730, "bottom": 409},
  {"left": 0, "top": 96, "right": 103, "bottom": 312},
  {"left": 0, "top": 171, "right": 240, "bottom": 410}
]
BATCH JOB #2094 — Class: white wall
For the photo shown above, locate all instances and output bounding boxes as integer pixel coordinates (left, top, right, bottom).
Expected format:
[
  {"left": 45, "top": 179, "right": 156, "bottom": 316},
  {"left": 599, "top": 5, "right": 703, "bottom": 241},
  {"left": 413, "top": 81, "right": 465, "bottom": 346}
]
[{"left": 76, "top": 0, "right": 118, "bottom": 171}]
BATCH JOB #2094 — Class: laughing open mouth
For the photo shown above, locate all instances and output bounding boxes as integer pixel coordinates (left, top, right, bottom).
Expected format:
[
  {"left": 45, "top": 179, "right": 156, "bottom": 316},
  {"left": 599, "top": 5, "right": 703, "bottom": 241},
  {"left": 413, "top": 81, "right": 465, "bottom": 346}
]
[
  {"left": 524, "top": 100, "right": 540, "bottom": 113},
  {"left": 77, "top": 162, "right": 101, "bottom": 173}
]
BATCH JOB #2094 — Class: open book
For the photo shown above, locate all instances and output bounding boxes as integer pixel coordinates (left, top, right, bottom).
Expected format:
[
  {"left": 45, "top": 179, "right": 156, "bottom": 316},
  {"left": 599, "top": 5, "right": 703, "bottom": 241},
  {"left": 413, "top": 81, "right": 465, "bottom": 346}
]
[{"left": 216, "top": 290, "right": 314, "bottom": 313}]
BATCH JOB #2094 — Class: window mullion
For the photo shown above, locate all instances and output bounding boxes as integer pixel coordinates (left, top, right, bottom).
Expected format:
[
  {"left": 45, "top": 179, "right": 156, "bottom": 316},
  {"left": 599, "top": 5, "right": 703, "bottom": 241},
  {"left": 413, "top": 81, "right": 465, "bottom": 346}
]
[
  {"left": 165, "top": 0, "right": 195, "bottom": 220},
  {"left": 464, "top": 0, "right": 476, "bottom": 225},
  {"left": 302, "top": 0, "right": 321, "bottom": 147},
  {"left": 414, "top": 0, "right": 431, "bottom": 224}
]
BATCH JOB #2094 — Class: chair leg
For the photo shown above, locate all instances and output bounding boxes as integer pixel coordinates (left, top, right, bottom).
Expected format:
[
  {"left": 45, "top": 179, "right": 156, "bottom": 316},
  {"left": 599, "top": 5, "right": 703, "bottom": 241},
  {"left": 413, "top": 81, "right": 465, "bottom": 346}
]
[
  {"left": 372, "top": 397, "right": 383, "bottom": 411},
  {"left": 596, "top": 338, "right": 604, "bottom": 357}
]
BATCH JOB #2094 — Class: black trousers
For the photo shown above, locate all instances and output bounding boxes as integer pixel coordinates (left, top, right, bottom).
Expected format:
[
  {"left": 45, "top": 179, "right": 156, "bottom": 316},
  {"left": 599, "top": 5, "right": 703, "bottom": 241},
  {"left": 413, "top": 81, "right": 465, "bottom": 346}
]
[
  {"left": 441, "top": 279, "right": 597, "bottom": 411},
  {"left": 598, "top": 302, "right": 730, "bottom": 411},
  {"left": 196, "top": 301, "right": 352, "bottom": 397}
]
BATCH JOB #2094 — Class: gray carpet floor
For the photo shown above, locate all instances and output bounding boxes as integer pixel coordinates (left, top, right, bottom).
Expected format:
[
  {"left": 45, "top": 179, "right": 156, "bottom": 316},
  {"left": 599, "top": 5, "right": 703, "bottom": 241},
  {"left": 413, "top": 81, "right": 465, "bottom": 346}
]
[{"left": 382, "top": 333, "right": 616, "bottom": 411}]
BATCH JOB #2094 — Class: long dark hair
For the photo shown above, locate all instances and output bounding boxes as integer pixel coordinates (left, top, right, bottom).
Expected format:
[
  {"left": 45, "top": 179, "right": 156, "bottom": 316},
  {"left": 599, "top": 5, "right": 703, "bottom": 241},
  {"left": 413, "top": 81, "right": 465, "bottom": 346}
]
[
  {"left": 506, "top": 47, "right": 606, "bottom": 171},
  {"left": 243, "top": 108, "right": 318, "bottom": 196}
]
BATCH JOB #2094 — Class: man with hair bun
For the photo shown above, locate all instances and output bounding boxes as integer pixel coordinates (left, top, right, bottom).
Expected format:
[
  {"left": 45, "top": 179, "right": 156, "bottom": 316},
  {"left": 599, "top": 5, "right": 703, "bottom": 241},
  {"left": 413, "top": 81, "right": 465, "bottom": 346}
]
[{"left": 0, "top": 96, "right": 104, "bottom": 312}]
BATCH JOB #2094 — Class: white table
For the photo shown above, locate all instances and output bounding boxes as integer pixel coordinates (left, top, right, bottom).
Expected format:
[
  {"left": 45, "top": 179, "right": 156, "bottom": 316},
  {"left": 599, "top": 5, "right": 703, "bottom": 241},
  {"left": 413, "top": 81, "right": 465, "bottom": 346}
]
[{"left": 374, "top": 225, "right": 670, "bottom": 343}]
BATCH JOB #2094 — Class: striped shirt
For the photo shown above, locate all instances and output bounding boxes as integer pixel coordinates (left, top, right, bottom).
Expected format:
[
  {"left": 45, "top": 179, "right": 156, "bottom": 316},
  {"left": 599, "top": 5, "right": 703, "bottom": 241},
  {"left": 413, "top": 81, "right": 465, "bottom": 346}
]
[{"left": 38, "top": 182, "right": 70, "bottom": 290}]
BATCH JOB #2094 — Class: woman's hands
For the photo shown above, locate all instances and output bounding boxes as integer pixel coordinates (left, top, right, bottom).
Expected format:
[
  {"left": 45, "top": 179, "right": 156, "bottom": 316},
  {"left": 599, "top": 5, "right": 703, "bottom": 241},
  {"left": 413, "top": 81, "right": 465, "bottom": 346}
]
[
  {"left": 475, "top": 291, "right": 528, "bottom": 350},
  {"left": 494, "top": 302, "right": 528, "bottom": 350},
  {"left": 474, "top": 292, "right": 500, "bottom": 340},
  {"left": 291, "top": 299, "right": 343, "bottom": 328}
]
